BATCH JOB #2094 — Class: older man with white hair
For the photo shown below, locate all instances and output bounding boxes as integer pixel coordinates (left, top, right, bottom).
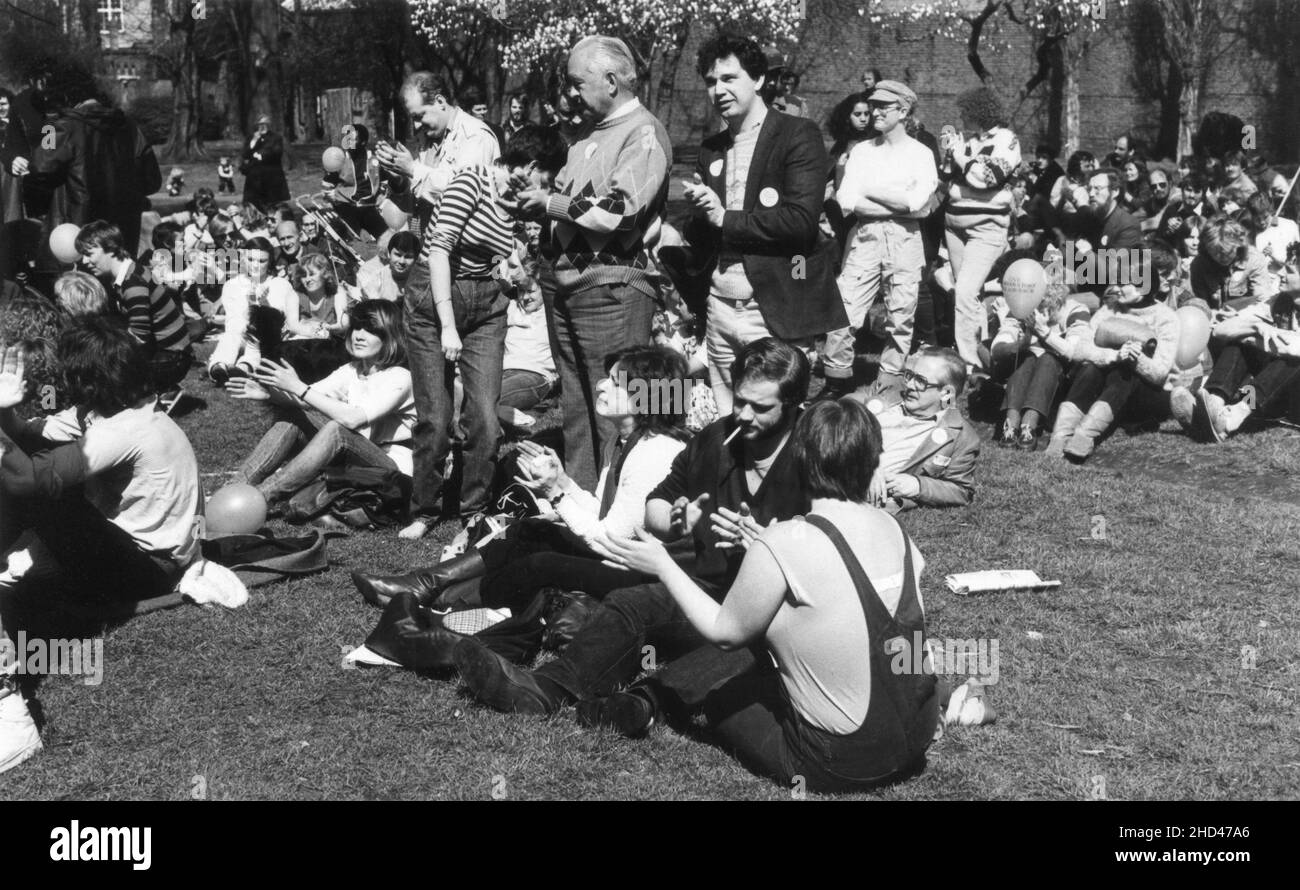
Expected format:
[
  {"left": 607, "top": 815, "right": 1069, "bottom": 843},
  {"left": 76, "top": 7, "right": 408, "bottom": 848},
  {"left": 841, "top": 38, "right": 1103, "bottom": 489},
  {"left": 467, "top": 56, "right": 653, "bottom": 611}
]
[{"left": 501, "top": 35, "right": 672, "bottom": 490}]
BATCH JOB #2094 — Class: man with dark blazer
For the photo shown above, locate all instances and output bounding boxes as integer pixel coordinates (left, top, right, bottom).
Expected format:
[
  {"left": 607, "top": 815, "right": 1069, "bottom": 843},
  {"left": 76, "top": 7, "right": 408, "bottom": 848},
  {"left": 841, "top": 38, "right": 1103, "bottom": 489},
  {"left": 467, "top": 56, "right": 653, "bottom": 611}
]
[{"left": 679, "top": 33, "right": 846, "bottom": 415}]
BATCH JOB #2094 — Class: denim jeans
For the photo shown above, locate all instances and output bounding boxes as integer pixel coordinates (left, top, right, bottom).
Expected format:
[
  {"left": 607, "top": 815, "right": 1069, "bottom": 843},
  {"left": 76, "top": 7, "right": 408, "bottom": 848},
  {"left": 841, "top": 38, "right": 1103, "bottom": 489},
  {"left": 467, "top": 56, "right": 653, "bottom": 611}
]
[
  {"left": 824, "top": 218, "right": 925, "bottom": 378},
  {"left": 1002, "top": 352, "right": 1066, "bottom": 417},
  {"left": 406, "top": 267, "right": 508, "bottom": 521},
  {"left": 237, "top": 405, "right": 398, "bottom": 502},
  {"left": 533, "top": 580, "right": 714, "bottom": 700},
  {"left": 498, "top": 369, "right": 554, "bottom": 413},
  {"left": 542, "top": 264, "right": 655, "bottom": 491},
  {"left": 945, "top": 218, "right": 1008, "bottom": 368},
  {"left": 1065, "top": 362, "right": 1170, "bottom": 422}
]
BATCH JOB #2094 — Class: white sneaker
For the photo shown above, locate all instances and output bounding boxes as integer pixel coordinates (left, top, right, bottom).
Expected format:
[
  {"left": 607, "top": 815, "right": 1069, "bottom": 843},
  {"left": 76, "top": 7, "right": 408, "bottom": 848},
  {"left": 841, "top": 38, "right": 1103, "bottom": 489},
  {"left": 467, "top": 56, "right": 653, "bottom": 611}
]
[{"left": 0, "top": 685, "right": 42, "bottom": 774}]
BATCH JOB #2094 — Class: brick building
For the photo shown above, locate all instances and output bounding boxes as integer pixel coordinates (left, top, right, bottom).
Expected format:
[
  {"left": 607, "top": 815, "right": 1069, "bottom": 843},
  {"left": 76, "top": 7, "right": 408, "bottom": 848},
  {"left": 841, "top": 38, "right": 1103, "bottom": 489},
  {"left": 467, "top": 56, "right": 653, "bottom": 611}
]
[{"left": 659, "top": 4, "right": 1283, "bottom": 163}]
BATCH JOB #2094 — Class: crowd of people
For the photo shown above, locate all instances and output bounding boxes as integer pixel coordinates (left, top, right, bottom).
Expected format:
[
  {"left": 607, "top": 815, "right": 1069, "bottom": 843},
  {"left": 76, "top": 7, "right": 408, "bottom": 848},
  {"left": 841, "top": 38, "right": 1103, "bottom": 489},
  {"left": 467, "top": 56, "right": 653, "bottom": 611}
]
[{"left": 1, "top": 30, "right": 1297, "bottom": 793}]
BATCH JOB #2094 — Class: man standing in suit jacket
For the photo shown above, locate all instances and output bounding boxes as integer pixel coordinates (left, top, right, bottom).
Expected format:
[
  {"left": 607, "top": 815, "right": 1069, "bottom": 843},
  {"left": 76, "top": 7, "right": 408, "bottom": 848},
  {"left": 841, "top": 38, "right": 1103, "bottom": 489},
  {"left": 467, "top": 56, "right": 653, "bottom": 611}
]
[
  {"left": 242, "top": 114, "right": 290, "bottom": 211},
  {"left": 683, "top": 33, "right": 847, "bottom": 415}
]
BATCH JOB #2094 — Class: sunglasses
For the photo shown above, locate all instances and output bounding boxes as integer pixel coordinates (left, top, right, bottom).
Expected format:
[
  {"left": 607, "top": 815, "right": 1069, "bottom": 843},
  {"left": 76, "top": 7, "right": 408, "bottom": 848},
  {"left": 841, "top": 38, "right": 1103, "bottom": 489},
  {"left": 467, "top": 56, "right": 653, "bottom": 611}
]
[
  {"left": 902, "top": 368, "right": 943, "bottom": 390},
  {"left": 868, "top": 102, "right": 900, "bottom": 112}
]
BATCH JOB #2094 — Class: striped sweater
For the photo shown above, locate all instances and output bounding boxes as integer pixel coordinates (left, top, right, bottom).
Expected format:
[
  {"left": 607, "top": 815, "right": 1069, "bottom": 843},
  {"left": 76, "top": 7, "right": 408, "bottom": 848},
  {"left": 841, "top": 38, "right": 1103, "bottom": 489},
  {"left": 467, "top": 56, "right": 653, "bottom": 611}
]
[
  {"left": 114, "top": 268, "right": 190, "bottom": 354},
  {"left": 419, "top": 165, "right": 515, "bottom": 279},
  {"left": 543, "top": 100, "right": 671, "bottom": 299}
]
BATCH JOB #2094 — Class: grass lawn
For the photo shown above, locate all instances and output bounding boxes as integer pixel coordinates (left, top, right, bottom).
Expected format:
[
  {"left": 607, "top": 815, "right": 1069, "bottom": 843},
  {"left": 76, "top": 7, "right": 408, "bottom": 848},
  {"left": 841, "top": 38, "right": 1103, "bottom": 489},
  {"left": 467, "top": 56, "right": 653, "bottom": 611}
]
[
  {"left": 2, "top": 148, "right": 1297, "bottom": 800},
  {"left": 3, "top": 347, "right": 1296, "bottom": 801}
]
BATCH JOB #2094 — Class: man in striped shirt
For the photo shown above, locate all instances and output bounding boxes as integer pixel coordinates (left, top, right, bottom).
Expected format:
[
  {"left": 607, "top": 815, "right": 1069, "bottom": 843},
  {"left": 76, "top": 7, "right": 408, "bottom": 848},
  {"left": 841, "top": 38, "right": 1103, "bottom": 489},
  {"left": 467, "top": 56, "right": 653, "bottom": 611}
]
[
  {"left": 75, "top": 220, "right": 192, "bottom": 393},
  {"left": 376, "top": 72, "right": 503, "bottom": 539}
]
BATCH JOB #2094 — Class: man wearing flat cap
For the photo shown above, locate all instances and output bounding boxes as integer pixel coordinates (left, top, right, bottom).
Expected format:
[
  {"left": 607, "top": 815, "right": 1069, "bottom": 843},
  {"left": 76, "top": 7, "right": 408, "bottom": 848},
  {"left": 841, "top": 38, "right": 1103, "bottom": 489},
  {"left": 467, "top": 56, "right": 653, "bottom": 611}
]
[
  {"left": 241, "top": 113, "right": 290, "bottom": 211},
  {"left": 818, "top": 79, "right": 937, "bottom": 400}
]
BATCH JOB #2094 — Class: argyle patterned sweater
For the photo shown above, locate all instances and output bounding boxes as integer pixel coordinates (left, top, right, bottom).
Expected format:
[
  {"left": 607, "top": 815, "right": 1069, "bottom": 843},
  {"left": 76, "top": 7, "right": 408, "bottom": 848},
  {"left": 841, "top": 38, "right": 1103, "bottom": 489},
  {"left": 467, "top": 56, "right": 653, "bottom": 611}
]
[{"left": 543, "top": 101, "right": 671, "bottom": 299}]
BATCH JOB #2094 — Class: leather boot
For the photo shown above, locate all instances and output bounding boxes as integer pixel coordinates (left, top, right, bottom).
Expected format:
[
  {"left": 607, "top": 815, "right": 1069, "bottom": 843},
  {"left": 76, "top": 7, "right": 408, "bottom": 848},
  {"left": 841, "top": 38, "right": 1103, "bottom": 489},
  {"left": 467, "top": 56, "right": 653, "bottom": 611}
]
[
  {"left": 1064, "top": 402, "right": 1114, "bottom": 463},
  {"left": 352, "top": 549, "right": 487, "bottom": 610},
  {"left": 1043, "top": 402, "right": 1084, "bottom": 457}
]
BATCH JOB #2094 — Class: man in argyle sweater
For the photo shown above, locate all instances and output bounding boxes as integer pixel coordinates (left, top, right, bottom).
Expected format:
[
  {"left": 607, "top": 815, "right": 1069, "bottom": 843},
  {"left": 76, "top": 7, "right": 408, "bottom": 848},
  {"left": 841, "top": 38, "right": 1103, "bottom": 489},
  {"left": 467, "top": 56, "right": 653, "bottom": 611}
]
[{"left": 503, "top": 35, "right": 671, "bottom": 490}]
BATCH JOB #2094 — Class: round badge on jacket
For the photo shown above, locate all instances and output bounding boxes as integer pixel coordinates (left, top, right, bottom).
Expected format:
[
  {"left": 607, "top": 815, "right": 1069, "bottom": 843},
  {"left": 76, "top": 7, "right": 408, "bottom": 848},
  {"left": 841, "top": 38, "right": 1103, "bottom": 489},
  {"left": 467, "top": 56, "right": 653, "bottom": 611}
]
[
  {"left": 584, "top": 142, "right": 598, "bottom": 159},
  {"left": 759, "top": 187, "right": 779, "bottom": 207},
  {"left": 709, "top": 159, "right": 724, "bottom": 178},
  {"left": 931, "top": 428, "right": 949, "bottom": 445}
]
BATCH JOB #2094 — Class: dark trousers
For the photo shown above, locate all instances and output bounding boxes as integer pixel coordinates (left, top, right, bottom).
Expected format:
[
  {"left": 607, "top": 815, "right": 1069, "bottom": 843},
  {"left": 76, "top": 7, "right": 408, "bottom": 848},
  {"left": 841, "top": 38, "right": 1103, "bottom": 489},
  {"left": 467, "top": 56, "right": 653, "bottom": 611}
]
[
  {"left": 542, "top": 266, "right": 655, "bottom": 491},
  {"left": 476, "top": 519, "right": 651, "bottom": 612},
  {"left": 533, "top": 580, "right": 713, "bottom": 700},
  {"left": 1003, "top": 351, "right": 1067, "bottom": 417},
  {"left": 149, "top": 347, "right": 193, "bottom": 393},
  {"left": 5, "top": 495, "right": 180, "bottom": 606},
  {"left": 405, "top": 267, "right": 507, "bottom": 521},
  {"left": 1206, "top": 343, "right": 1300, "bottom": 416},
  {"left": 1066, "top": 361, "right": 1170, "bottom": 421}
]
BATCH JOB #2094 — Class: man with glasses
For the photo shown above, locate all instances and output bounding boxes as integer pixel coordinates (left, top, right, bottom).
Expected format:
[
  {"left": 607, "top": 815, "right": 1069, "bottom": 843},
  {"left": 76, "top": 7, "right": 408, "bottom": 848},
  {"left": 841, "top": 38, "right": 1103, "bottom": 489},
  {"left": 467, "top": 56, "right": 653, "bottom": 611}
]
[
  {"left": 854, "top": 346, "right": 980, "bottom": 512},
  {"left": 820, "top": 80, "right": 937, "bottom": 401},
  {"left": 1140, "top": 169, "right": 1179, "bottom": 233}
]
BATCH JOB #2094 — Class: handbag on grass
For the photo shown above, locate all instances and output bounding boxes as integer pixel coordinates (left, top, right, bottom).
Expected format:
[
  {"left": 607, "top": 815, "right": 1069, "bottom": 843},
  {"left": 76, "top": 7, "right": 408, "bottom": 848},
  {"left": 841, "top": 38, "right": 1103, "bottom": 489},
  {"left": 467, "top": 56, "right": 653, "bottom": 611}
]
[{"left": 200, "top": 529, "right": 333, "bottom": 588}]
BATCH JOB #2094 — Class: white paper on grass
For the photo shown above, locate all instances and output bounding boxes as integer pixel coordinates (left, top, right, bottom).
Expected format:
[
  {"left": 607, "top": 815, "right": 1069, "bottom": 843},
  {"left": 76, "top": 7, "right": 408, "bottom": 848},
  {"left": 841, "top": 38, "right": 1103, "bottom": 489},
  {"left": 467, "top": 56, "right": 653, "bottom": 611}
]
[{"left": 945, "top": 570, "right": 1062, "bottom": 596}]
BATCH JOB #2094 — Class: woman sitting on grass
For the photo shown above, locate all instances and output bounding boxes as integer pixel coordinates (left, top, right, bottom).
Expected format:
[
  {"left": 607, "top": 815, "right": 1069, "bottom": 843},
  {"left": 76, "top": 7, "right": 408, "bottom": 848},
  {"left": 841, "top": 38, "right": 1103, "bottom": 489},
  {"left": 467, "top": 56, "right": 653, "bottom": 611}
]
[
  {"left": 226, "top": 299, "right": 415, "bottom": 510},
  {"left": 350, "top": 345, "right": 690, "bottom": 612},
  {"left": 568, "top": 398, "right": 941, "bottom": 793},
  {"left": 1045, "top": 251, "right": 1181, "bottom": 461},
  {"left": 208, "top": 237, "right": 298, "bottom": 385},
  {"left": 993, "top": 284, "right": 1093, "bottom": 450},
  {"left": 278, "top": 253, "right": 353, "bottom": 383}
]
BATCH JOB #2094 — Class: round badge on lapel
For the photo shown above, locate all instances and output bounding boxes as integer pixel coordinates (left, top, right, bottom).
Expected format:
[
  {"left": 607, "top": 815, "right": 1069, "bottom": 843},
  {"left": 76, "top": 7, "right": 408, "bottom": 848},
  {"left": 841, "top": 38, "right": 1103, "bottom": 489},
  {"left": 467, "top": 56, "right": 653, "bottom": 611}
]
[
  {"left": 866, "top": 398, "right": 885, "bottom": 414},
  {"left": 931, "top": 428, "right": 949, "bottom": 445},
  {"left": 1100, "top": 235, "right": 1109, "bottom": 247},
  {"left": 709, "top": 159, "right": 724, "bottom": 178},
  {"left": 759, "top": 187, "right": 779, "bottom": 207},
  {"left": 584, "top": 142, "right": 598, "bottom": 159}
]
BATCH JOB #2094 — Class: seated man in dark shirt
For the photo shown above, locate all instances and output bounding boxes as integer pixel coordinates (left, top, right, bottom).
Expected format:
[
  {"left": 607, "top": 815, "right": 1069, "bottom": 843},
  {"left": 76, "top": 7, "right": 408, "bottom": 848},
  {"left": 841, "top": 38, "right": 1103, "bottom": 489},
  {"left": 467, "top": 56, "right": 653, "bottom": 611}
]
[{"left": 452, "top": 338, "right": 816, "bottom": 715}]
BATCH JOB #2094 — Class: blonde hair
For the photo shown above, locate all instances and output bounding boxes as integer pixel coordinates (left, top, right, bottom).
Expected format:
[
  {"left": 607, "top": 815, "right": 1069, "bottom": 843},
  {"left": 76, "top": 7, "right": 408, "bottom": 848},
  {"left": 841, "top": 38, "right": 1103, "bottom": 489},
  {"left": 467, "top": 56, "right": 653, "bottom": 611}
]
[{"left": 54, "top": 270, "right": 109, "bottom": 317}]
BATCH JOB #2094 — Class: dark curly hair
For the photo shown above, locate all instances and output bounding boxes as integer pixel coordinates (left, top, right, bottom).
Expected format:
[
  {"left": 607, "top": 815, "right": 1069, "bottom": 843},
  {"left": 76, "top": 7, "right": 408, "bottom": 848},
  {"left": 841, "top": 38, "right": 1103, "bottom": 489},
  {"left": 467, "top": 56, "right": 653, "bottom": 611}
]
[
  {"left": 602, "top": 344, "right": 691, "bottom": 438},
  {"left": 826, "top": 91, "right": 873, "bottom": 149},
  {"left": 954, "top": 86, "right": 1006, "bottom": 132},
  {"left": 59, "top": 315, "right": 153, "bottom": 415},
  {"left": 696, "top": 32, "right": 767, "bottom": 82}
]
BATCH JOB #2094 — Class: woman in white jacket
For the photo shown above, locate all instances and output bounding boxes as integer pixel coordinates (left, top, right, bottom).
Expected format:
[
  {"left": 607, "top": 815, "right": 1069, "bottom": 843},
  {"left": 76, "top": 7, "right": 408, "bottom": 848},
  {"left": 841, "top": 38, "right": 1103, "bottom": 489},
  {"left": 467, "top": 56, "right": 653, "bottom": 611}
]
[
  {"left": 941, "top": 87, "right": 1021, "bottom": 371},
  {"left": 350, "top": 345, "right": 692, "bottom": 612},
  {"left": 207, "top": 237, "right": 299, "bottom": 384}
]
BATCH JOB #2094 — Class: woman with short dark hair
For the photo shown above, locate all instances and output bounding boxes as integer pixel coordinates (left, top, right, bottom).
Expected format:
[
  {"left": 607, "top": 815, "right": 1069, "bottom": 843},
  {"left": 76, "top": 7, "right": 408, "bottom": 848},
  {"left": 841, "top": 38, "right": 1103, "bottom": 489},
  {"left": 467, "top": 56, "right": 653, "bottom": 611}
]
[
  {"left": 584, "top": 397, "right": 942, "bottom": 793},
  {"left": 226, "top": 299, "right": 415, "bottom": 508},
  {"left": 351, "top": 344, "right": 692, "bottom": 611}
]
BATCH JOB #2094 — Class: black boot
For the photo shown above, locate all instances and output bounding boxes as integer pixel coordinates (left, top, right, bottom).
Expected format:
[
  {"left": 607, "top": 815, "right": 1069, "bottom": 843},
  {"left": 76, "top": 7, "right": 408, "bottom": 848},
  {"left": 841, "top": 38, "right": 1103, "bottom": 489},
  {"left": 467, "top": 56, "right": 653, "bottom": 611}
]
[{"left": 352, "top": 549, "right": 487, "bottom": 609}]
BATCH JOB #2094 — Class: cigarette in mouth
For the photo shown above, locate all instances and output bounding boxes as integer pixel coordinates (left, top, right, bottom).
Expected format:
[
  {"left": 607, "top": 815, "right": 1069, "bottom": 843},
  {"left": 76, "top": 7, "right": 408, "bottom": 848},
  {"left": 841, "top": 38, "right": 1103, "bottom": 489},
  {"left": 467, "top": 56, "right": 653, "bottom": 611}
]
[{"left": 723, "top": 426, "right": 742, "bottom": 446}]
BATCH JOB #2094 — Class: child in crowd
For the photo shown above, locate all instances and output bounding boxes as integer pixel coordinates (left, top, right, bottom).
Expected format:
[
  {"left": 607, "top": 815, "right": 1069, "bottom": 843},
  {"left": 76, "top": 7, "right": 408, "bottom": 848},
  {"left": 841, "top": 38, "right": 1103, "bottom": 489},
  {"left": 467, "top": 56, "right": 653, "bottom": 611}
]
[
  {"left": 216, "top": 155, "right": 237, "bottom": 194},
  {"left": 166, "top": 167, "right": 185, "bottom": 197}
]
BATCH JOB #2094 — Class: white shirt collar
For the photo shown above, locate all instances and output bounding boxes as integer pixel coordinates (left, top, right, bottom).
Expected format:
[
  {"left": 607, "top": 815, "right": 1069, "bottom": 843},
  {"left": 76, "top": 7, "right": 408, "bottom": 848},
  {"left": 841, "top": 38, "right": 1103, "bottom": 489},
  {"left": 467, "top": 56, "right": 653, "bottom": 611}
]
[
  {"left": 604, "top": 97, "right": 641, "bottom": 123},
  {"left": 114, "top": 259, "right": 134, "bottom": 289}
]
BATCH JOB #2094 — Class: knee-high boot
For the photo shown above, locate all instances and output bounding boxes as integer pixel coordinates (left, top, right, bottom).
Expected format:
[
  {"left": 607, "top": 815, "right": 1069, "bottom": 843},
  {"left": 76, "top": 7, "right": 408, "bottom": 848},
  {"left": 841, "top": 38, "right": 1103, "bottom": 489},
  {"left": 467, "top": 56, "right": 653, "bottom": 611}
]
[
  {"left": 1063, "top": 402, "right": 1115, "bottom": 462},
  {"left": 350, "top": 549, "right": 487, "bottom": 609},
  {"left": 1043, "top": 402, "right": 1084, "bottom": 457}
]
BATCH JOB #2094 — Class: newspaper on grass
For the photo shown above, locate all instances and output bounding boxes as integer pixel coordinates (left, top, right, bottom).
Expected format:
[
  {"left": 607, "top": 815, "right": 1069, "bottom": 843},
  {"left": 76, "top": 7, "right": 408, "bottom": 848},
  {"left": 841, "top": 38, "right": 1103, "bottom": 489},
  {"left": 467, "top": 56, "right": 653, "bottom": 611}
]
[{"left": 945, "top": 570, "right": 1061, "bottom": 596}]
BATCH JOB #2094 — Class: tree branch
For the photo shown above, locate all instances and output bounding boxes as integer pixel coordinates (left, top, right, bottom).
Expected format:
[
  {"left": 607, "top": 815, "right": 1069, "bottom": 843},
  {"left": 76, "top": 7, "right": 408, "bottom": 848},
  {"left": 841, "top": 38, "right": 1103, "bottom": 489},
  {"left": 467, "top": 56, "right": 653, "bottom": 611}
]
[{"left": 964, "top": 0, "right": 1003, "bottom": 83}]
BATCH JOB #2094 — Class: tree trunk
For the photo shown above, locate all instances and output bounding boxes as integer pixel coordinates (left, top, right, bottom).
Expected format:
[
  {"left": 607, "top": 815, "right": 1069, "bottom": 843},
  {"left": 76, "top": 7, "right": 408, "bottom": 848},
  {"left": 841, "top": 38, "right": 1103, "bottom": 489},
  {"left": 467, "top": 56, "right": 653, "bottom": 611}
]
[
  {"left": 159, "top": 5, "right": 205, "bottom": 162},
  {"left": 1063, "top": 40, "right": 1081, "bottom": 156},
  {"left": 1177, "top": 67, "right": 1199, "bottom": 159}
]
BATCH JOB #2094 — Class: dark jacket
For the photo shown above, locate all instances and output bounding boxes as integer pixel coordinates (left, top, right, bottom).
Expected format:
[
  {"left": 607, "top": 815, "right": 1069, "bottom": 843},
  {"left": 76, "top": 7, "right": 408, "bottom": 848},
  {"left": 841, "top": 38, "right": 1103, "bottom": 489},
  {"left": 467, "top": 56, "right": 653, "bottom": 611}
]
[
  {"left": 684, "top": 112, "right": 848, "bottom": 340},
  {"left": 1, "top": 87, "right": 46, "bottom": 219},
  {"left": 647, "top": 413, "right": 811, "bottom": 589},
  {"left": 33, "top": 101, "right": 160, "bottom": 253},
  {"left": 242, "top": 130, "right": 290, "bottom": 210}
]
